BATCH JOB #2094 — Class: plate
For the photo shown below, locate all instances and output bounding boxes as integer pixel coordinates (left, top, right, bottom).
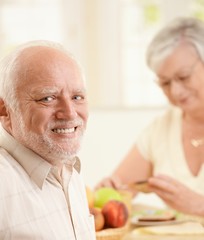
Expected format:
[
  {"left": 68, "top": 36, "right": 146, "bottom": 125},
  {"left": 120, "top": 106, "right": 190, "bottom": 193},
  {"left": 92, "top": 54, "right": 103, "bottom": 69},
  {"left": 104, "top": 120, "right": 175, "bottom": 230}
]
[
  {"left": 131, "top": 209, "right": 180, "bottom": 227},
  {"left": 131, "top": 216, "right": 184, "bottom": 227}
]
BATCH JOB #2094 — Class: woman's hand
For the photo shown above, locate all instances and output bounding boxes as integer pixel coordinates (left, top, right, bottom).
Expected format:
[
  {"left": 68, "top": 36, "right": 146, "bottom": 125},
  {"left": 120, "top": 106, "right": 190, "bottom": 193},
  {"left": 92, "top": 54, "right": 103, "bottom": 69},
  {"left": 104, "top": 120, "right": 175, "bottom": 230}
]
[
  {"left": 148, "top": 174, "right": 204, "bottom": 216},
  {"left": 94, "top": 175, "right": 122, "bottom": 190}
]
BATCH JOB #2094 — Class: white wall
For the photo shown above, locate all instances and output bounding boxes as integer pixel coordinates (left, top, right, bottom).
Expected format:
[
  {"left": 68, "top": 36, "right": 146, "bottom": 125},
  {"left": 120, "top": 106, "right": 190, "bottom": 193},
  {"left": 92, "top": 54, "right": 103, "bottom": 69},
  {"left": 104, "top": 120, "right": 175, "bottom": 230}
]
[{"left": 79, "top": 107, "right": 165, "bottom": 188}]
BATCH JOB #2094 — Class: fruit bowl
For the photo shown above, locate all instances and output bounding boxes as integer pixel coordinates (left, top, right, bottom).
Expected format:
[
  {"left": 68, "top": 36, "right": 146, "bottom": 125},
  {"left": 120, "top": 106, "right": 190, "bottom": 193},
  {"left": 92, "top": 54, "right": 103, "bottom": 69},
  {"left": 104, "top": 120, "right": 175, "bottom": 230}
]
[{"left": 96, "top": 224, "right": 129, "bottom": 240}]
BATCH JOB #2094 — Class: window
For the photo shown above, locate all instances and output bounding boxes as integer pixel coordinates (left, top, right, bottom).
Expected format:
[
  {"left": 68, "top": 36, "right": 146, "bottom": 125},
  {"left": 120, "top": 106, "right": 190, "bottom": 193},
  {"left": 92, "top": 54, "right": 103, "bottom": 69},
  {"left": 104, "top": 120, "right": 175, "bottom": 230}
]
[
  {"left": 86, "top": 0, "right": 204, "bottom": 108},
  {"left": 0, "top": 0, "right": 64, "bottom": 56},
  {"left": 0, "top": 0, "right": 204, "bottom": 108},
  {"left": 119, "top": 0, "right": 204, "bottom": 107}
]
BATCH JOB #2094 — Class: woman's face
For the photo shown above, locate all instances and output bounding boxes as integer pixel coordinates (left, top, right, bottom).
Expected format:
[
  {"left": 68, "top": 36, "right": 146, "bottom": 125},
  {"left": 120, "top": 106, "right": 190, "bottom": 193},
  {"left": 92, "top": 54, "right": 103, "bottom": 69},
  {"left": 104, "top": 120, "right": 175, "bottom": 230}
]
[{"left": 156, "top": 43, "right": 204, "bottom": 114}]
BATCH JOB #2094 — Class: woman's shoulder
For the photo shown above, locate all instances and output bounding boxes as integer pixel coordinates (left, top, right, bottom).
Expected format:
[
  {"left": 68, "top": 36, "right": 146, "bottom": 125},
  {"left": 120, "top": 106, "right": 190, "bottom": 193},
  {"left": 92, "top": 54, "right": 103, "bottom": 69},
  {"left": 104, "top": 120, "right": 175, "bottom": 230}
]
[
  {"left": 152, "top": 105, "right": 182, "bottom": 126},
  {"left": 137, "top": 105, "right": 182, "bottom": 140}
]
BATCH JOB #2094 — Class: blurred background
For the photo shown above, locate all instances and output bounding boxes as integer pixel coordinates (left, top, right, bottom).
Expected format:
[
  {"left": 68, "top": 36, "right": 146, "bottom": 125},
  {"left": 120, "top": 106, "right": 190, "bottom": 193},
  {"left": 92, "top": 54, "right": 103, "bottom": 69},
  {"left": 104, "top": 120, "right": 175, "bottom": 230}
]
[{"left": 1, "top": 0, "right": 204, "bottom": 187}]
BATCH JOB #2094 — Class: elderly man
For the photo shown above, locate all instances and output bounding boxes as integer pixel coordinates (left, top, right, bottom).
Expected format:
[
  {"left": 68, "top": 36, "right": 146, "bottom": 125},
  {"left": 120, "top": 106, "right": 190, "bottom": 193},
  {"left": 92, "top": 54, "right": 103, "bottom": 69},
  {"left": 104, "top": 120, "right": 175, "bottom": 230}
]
[{"left": 0, "top": 41, "right": 95, "bottom": 239}]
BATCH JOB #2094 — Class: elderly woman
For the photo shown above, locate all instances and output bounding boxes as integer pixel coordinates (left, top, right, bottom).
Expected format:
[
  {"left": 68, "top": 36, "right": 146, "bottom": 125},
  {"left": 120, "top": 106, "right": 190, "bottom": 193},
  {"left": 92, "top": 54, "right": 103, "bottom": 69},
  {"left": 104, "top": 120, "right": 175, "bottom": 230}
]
[{"left": 97, "top": 17, "right": 204, "bottom": 217}]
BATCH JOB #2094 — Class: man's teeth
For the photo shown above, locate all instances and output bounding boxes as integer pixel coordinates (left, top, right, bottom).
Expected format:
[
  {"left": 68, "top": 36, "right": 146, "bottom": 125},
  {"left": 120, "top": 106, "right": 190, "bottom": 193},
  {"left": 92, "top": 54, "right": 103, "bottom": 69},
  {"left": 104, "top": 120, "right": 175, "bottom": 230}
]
[{"left": 53, "top": 128, "right": 75, "bottom": 133}]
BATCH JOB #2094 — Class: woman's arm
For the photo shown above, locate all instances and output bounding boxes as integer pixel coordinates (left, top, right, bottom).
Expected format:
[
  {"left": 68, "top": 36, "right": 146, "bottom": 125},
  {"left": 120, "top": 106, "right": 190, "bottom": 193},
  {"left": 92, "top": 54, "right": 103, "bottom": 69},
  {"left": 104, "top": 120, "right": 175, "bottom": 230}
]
[{"left": 95, "top": 144, "right": 153, "bottom": 190}]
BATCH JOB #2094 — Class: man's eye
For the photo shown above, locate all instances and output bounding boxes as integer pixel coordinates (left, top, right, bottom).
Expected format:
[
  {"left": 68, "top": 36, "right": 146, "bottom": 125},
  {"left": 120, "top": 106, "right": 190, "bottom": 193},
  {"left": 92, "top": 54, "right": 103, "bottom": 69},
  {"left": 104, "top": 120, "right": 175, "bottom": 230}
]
[
  {"left": 39, "top": 96, "right": 55, "bottom": 102},
  {"left": 73, "top": 95, "right": 84, "bottom": 101}
]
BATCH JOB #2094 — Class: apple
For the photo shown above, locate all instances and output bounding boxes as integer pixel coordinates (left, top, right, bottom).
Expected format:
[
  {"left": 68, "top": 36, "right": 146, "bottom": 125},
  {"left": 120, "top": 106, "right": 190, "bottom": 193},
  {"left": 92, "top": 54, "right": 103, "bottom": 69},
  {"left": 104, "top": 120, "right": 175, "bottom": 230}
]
[
  {"left": 102, "top": 200, "right": 129, "bottom": 228},
  {"left": 90, "top": 207, "right": 105, "bottom": 231},
  {"left": 85, "top": 186, "right": 94, "bottom": 208},
  {"left": 94, "top": 187, "right": 122, "bottom": 208},
  {"left": 118, "top": 190, "right": 133, "bottom": 215}
]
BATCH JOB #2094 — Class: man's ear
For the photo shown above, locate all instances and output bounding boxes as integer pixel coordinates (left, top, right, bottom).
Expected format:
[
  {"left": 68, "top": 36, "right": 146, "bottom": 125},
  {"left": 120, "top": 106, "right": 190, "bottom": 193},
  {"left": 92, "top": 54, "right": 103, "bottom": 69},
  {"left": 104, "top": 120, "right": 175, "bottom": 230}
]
[
  {"left": 0, "top": 98, "right": 8, "bottom": 117},
  {"left": 0, "top": 99, "right": 11, "bottom": 130}
]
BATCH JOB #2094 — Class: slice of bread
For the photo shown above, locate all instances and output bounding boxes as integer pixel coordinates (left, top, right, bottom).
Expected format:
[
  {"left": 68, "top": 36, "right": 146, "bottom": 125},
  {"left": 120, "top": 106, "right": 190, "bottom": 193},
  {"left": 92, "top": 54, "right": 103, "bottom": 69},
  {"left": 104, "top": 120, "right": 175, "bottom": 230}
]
[
  {"left": 133, "top": 180, "right": 151, "bottom": 193},
  {"left": 138, "top": 210, "right": 176, "bottom": 222}
]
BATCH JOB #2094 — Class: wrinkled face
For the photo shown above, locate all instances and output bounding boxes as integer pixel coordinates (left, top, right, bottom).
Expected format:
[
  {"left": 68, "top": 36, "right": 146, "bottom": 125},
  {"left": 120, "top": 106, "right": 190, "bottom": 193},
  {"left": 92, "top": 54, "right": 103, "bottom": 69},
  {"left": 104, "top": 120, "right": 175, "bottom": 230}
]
[
  {"left": 7, "top": 47, "right": 88, "bottom": 166},
  {"left": 156, "top": 43, "right": 204, "bottom": 113}
]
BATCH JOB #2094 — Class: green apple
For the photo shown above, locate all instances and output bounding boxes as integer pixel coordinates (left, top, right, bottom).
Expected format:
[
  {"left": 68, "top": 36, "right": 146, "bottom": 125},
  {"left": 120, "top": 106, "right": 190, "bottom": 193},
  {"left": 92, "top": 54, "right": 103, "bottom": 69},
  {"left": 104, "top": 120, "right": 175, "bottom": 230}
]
[{"left": 94, "top": 187, "right": 122, "bottom": 208}]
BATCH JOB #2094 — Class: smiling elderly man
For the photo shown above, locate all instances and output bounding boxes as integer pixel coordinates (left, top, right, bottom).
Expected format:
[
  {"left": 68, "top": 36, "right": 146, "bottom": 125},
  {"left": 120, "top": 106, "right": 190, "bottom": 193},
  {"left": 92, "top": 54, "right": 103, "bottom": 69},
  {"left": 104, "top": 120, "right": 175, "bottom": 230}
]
[{"left": 0, "top": 40, "right": 95, "bottom": 240}]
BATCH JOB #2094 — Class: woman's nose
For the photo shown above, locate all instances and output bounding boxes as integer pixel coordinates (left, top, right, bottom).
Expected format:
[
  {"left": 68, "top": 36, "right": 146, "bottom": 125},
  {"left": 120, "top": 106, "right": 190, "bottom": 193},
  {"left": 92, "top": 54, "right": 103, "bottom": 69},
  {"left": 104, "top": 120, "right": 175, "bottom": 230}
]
[
  {"left": 170, "top": 80, "right": 185, "bottom": 97},
  {"left": 56, "top": 99, "right": 77, "bottom": 119}
]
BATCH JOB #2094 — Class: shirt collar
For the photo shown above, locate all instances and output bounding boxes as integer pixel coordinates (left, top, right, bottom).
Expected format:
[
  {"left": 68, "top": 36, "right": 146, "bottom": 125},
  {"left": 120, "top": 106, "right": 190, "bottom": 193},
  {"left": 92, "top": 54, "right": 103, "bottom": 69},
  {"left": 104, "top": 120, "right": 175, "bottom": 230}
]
[{"left": 0, "top": 125, "right": 81, "bottom": 189}]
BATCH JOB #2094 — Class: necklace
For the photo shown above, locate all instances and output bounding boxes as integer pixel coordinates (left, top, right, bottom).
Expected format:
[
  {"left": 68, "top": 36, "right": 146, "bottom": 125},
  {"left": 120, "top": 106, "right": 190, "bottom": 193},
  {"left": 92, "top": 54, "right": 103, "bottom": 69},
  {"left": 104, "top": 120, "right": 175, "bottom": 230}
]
[{"left": 191, "top": 138, "right": 204, "bottom": 147}]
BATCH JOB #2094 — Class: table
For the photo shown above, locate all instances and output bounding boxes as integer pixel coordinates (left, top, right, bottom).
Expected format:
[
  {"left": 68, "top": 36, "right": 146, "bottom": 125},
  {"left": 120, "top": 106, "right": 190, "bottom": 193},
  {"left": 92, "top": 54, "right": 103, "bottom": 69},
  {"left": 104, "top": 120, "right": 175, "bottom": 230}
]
[
  {"left": 121, "top": 204, "right": 204, "bottom": 240},
  {"left": 122, "top": 233, "right": 204, "bottom": 240}
]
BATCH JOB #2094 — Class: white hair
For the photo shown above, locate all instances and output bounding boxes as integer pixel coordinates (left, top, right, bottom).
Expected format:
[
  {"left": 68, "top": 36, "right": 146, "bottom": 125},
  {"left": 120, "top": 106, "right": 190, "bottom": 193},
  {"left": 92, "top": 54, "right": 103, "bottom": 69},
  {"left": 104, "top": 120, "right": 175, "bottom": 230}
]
[
  {"left": 146, "top": 17, "right": 204, "bottom": 72},
  {"left": 0, "top": 40, "right": 85, "bottom": 110}
]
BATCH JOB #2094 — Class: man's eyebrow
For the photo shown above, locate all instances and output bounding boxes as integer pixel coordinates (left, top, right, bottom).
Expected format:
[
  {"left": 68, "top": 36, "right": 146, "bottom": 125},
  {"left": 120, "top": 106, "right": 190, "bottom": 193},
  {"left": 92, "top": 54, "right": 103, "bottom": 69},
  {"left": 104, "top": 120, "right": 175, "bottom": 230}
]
[
  {"left": 32, "top": 87, "right": 87, "bottom": 95},
  {"left": 36, "top": 87, "right": 58, "bottom": 95},
  {"left": 74, "top": 88, "right": 87, "bottom": 94}
]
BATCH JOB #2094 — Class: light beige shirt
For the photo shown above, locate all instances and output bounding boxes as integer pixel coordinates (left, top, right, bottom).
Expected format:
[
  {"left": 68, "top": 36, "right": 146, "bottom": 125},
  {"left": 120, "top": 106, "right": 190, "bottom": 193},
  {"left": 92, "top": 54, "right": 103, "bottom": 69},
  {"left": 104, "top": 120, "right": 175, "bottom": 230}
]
[
  {"left": 0, "top": 126, "right": 95, "bottom": 240},
  {"left": 137, "top": 106, "right": 204, "bottom": 195}
]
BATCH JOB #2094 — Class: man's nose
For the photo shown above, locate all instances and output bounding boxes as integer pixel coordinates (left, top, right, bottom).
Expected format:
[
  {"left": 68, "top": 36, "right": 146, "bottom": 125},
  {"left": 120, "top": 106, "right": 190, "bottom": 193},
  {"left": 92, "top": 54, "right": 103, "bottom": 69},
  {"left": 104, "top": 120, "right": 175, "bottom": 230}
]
[{"left": 56, "top": 99, "right": 77, "bottom": 119}]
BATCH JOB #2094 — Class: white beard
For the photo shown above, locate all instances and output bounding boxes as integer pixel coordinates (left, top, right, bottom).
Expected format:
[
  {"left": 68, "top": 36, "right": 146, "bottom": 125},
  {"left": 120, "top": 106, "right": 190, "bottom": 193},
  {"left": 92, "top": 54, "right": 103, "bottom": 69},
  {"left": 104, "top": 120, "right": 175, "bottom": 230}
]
[{"left": 14, "top": 110, "right": 84, "bottom": 165}]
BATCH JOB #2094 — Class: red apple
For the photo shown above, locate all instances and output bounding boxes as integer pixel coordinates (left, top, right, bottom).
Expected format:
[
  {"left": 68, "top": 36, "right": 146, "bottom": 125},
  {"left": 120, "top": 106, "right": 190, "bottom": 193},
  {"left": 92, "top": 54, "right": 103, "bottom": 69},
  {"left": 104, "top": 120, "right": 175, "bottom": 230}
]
[
  {"left": 90, "top": 207, "right": 105, "bottom": 231},
  {"left": 102, "top": 200, "right": 129, "bottom": 228}
]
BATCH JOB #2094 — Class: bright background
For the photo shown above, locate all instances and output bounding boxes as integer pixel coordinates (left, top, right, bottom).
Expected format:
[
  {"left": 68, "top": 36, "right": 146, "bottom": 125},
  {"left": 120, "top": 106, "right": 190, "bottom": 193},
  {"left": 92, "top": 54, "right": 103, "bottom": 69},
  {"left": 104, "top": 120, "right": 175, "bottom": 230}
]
[{"left": 1, "top": 0, "right": 204, "bottom": 195}]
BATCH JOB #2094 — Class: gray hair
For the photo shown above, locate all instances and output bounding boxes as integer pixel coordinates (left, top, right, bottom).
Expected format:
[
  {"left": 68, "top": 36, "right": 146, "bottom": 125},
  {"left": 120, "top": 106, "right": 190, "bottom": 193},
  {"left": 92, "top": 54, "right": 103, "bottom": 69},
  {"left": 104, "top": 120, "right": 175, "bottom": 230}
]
[
  {"left": 0, "top": 40, "right": 85, "bottom": 110},
  {"left": 146, "top": 17, "right": 204, "bottom": 72}
]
